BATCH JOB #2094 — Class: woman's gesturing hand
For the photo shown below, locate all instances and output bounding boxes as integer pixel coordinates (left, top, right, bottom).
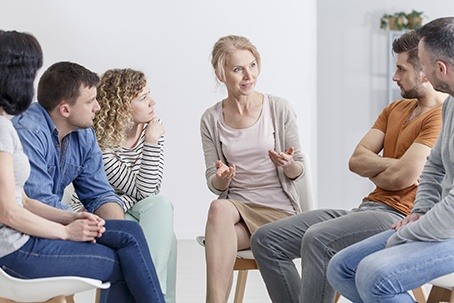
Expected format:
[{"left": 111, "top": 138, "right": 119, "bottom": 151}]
[
  {"left": 215, "top": 160, "right": 236, "bottom": 180},
  {"left": 268, "top": 147, "right": 295, "bottom": 168}
]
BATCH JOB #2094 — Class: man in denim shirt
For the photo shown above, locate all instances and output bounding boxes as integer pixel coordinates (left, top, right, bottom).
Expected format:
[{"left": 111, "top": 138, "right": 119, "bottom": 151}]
[{"left": 12, "top": 61, "right": 124, "bottom": 219}]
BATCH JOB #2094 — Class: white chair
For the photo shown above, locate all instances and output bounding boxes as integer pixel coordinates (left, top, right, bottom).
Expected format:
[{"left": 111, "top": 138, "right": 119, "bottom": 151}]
[
  {"left": 0, "top": 266, "right": 110, "bottom": 303},
  {"left": 426, "top": 273, "right": 454, "bottom": 303},
  {"left": 197, "top": 151, "right": 315, "bottom": 303}
]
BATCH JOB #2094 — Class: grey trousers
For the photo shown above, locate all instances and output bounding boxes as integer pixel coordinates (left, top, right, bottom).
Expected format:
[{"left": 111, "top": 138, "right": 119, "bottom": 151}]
[{"left": 250, "top": 201, "right": 404, "bottom": 303}]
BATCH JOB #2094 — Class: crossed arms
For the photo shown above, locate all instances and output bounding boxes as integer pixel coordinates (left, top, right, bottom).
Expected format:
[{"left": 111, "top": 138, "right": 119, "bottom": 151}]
[{"left": 349, "top": 128, "right": 430, "bottom": 191}]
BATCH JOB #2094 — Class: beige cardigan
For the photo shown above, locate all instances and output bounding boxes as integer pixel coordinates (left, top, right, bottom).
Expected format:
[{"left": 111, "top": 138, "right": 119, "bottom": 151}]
[{"left": 199, "top": 94, "right": 305, "bottom": 213}]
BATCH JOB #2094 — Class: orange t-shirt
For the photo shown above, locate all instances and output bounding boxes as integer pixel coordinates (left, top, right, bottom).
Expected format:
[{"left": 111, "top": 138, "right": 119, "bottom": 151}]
[{"left": 364, "top": 99, "right": 443, "bottom": 215}]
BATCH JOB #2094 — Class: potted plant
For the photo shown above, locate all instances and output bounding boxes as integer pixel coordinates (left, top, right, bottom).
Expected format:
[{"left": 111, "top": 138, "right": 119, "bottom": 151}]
[
  {"left": 406, "top": 10, "right": 425, "bottom": 29},
  {"left": 380, "top": 12, "right": 406, "bottom": 30}
]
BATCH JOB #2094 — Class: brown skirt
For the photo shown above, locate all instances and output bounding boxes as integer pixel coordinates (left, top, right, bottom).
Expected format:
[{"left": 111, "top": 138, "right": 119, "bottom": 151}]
[{"left": 228, "top": 199, "right": 293, "bottom": 235}]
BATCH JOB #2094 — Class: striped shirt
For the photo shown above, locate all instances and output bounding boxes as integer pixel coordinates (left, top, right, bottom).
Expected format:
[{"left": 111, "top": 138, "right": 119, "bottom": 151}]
[{"left": 71, "top": 123, "right": 164, "bottom": 211}]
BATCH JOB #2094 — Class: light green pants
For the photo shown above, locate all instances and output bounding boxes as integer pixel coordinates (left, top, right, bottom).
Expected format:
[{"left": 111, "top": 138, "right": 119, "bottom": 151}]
[{"left": 125, "top": 195, "right": 177, "bottom": 303}]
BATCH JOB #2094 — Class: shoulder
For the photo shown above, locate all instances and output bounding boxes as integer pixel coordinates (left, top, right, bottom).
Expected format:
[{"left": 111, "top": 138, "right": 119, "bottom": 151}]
[
  {"left": 72, "top": 127, "right": 98, "bottom": 146},
  {"left": 442, "top": 95, "right": 454, "bottom": 116},
  {"left": 0, "top": 116, "right": 13, "bottom": 129},
  {"left": 0, "top": 117, "right": 17, "bottom": 153},
  {"left": 377, "top": 99, "right": 416, "bottom": 119},
  {"left": 201, "top": 101, "right": 222, "bottom": 119},
  {"left": 266, "top": 94, "right": 295, "bottom": 120},
  {"left": 388, "top": 99, "right": 417, "bottom": 110},
  {"left": 200, "top": 101, "right": 222, "bottom": 128},
  {"left": 267, "top": 94, "right": 290, "bottom": 108},
  {"left": 12, "top": 103, "right": 45, "bottom": 131},
  {"left": 11, "top": 104, "right": 53, "bottom": 147}
]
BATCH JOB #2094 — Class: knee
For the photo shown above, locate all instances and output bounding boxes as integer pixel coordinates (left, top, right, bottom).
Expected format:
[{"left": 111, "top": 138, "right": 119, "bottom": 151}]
[
  {"left": 139, "top": 195, "right": 174, "bottom": 215},
  {"left": 302, "top": 225, "right": 321, "bottom": 248},
  {"left": 112, "top": 220, "right": 146, "bottom": 243},
  {"left": 326, "top": 249, "right": 351, "bottom": 289},
  {"left": 122, "top": 219, "right": 144, "bottom": 234},
  {"left": 301, "top": 225, "right": 331, "bottom": 257},
  {"left": 355, "top": 257, "right": 387, "bottom": 296},
  {"left": 206, "top": 199, "right": 231, "bottom": 223},
  {"left": 250, "top": 223, "right": 272, "bottom": 253}
]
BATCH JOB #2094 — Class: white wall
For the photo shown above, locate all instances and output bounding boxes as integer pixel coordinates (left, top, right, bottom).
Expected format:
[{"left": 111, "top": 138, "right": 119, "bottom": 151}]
[
  {"left": 317, "top": 1, "right": 454, "bottom": 211},
  {"left": 1, "top": 0, "right": 317, "bottom": 239}
]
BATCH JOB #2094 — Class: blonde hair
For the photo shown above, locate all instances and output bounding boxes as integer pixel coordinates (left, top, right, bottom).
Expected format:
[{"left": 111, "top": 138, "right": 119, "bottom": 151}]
[
  {"left": 94, "top": 68, "right": 146, "bottom": 150},
  {"left": 211, "top": 35, "right": 261, "bottom": 82}
]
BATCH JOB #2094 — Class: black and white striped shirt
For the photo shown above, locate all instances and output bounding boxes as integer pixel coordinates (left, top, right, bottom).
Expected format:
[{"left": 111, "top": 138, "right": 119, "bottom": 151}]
[{"left": 71, "top": 124, "right": 164, "bottom": 211}]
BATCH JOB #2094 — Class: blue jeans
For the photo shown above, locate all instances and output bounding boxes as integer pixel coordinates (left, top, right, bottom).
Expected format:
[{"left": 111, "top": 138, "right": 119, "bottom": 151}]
[
  {"left": 250, "top": 201, "right": 403, "bottom": 303},
  {"left": 0, "top": 220, "right": 164, "bottom": 303},
  {"left": 125, "top": 195, "right": 177, "bottom": 303},
  {"left": 327, "top": 229, "right": 454, "bottom": 303}
]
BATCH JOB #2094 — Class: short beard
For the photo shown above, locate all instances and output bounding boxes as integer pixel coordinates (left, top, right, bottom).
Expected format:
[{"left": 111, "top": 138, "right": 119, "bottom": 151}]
[
  {"left": 434, "top": 81, "right": 453, "bottom": 96},
  {"left": 401, "top": 85, "right": 425, "bottom": 99}
]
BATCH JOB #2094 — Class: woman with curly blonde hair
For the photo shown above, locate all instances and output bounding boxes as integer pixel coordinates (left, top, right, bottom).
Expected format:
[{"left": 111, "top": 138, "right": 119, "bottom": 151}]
[{"left": 75, "top": 68, "right": 177, "bottom": 303}]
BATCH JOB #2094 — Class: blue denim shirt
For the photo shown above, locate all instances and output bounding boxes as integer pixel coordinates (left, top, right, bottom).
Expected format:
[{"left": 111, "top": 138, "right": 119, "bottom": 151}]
[{"left": 12, "top": 103, "right": 124, "bottom": 213}]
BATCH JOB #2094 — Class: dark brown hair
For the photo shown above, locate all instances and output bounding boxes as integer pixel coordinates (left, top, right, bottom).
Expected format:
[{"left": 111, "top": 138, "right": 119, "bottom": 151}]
[
  {"left": 37, "top": 61, "right": 99, "bottom": 111},
  {"left": 392, "top": 30, "right": 422, "bottom": 71},
  {"left": 0, "top": 30, "right": 43, "bottom": 115}
]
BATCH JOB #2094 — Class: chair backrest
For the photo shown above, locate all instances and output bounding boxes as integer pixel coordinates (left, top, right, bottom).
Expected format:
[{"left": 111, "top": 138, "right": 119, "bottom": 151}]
[
  {"left": 295, "top": 152, "right": 316, "bottom": 212},
  {"left": 61, "top": 182, "right": 75, "bottom": 206},
  {"left": 0, "top": 266, "right": 110, "bottom": 302}
]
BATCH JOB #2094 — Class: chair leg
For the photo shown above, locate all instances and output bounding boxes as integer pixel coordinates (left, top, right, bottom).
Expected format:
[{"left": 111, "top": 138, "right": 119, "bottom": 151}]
[
  {"left": 334, "top": 292, "right": 341, "bottom": 303},
  {"left": 427, "top": 285, "right": 452, "bottom": 303},
  {"left": 46, "top": 296, "right": 68, "bottom": 303},
  {"left": 412, "top": 286, "right": 427, "bottom": 303},
  {"left": 95, "top": 288, "right": 102, "bottom": 303},
  {"left": 233, "top": 270, "right": 248, "bottom": 303}
]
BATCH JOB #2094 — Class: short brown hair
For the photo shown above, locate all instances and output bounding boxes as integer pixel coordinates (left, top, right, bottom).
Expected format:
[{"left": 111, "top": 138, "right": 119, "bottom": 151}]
[
  {"left": 37, "top": 61, "right": 99, "bottom": 111},
  {"left": 392, "top": 30, "right": 422, "bottom": 71}
]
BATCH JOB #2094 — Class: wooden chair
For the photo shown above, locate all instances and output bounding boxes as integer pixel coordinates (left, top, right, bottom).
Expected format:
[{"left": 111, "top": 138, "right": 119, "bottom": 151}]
[
  {"left": 0, "top": 266, "right": 110, "bottom": 303},
  {"left": 333, "top": 284, "right": 427, "bottom": 302},
  {"left": 426, "top": 273, "right": 454, "bottom": 303},
  {"left": 198, "top": 152, "right": 315, "bottom": 303}
]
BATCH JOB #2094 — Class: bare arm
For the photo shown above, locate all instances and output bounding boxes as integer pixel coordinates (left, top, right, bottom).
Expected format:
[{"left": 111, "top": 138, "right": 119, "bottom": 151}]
[
  {"left": 23, "top": 194, "right": 75, "bottom": 225},
  {"left": 349, "top": 129, "right": 396, "bottom": 177},
  {"left": 94, "top": 202, "right": 125, "bottom": 220},
  {"left": 370, "top": 142, "right": 430, "bottom": 190},
  {"left": 0, "top": 152, "right": 103, "bottom": 242}
]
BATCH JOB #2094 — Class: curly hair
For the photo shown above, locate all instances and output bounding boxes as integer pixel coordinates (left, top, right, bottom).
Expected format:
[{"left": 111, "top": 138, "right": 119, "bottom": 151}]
[
  {"left": 211, "top": 35, "right": 261, "bottom": 82},
  {"left": 94, "top": 68, "right": 146, "bottom": 150}
]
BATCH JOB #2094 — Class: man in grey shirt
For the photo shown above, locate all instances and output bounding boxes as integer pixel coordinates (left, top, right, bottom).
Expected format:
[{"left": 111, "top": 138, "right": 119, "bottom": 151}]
[{"left": 327, "top": 17, "right": 454, "bottom": 303}]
